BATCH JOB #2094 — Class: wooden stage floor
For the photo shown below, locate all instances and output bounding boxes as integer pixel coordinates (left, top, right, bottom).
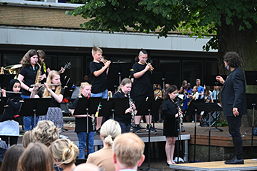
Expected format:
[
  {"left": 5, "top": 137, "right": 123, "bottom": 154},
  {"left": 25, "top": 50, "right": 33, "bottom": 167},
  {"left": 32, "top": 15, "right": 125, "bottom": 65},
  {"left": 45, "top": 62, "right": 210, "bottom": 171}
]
[{"left": 169, "top": 159, "right": 257, "bottom": 170}]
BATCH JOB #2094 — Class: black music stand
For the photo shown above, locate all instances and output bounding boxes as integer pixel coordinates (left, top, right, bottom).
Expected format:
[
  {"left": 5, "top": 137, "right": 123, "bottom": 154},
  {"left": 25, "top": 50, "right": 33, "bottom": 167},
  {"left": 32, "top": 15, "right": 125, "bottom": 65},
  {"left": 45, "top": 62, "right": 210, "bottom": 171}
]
[
  {"left": 245, "top": 71, "right": 257, "bottom": 148},
  {"left": 195, "top": 102, "right": 223, "bottom": 162},
  {"left": 0, "top": 97, "right": 7, "bottom": 116},
  {"left": 19, "top": 98, "right": 50, "bottom": 128},
  {"left": 98, "top": 98, "right": 114, "bottom": 120},
  {"left": 0, "top": 74, "right": 15, "bottom": 90},
  {"left": 139, "top": 97, "right": 159, "bottom": 171},
  {"left": 73, "top": 97, "right": 101, "bottom": 159},
  {"left": 246, "top": 94, "right": 257, "bottom": 148}
]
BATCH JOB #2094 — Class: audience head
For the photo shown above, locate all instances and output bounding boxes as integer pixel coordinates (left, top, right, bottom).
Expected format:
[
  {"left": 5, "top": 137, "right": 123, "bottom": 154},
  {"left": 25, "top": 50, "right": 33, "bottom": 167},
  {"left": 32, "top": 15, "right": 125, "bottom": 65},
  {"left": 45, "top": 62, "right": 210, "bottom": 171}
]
[
  {"left": 80, "top": 82, "right": 92, "bottom": 98},
  {"left": 0, "top": 144, "right": 24, "bottom": 171},
  {"left": 113, "top": 133, "right": 145, "bottom": 169},
  {"left": 18, "top": 142, "right": 53, "bottom": 171},
  {"left": 22, "top": 130, "right": 33, "bottom": 148},
  {"left": 74, "top": 163, "right": 100, "bottom": 171},
  {"left": 32, "top": 120, "right": 59, "bottom": 146},
  {"left": 49, "top": 139, "right": 78, "bottom": 168},
  {"left": 100, "top": 119, "right": 121, "bottom": 147}
]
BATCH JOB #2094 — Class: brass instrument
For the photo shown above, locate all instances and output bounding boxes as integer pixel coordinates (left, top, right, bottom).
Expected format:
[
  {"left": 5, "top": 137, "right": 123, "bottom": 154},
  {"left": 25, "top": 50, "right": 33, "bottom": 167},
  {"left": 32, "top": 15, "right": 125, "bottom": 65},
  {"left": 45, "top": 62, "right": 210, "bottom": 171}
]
[
  {"left": 145, "top": 61, "right": 154, "bottom": 71},
  {"left": 34, "top": 63, "right": 42, "bottom": 85},
  {"left": 2, "top": 64, "right": 22, "bottom": 74},
  {"left": 100, "top": 56, "right": 111, "bottom": 64}
]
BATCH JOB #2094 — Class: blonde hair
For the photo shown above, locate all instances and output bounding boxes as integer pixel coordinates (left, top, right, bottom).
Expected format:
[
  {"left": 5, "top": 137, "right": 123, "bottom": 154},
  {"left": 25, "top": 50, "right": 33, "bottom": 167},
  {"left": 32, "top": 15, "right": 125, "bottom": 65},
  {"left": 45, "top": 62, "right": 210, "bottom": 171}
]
[
  {"left": 43, "top": 70, "right": 62, "bottom": 97},
  {"left": 18, "top": 142, "right": 53, "bottom": 171},
  {"left": 79, "top": 82, "right": 91, "bottom": 97},
  {"left": 113, "top": 133, "right": 145, "bottom": 168},
  {"left": 49, "top": 139, "right": 79, "bottom": 166},
  {"left": 91, "top": 46, "right": 103, "bottom": 55},
  {"left": 32, "top": 120, "right": 59, "bottom": 146},
  {"left": 100, "top": 119, "right": 121, "bottom": 146},
  {"left": 117, "top": 78, "right": 132, "bottom": 92},
  {"left": 22, "top": 130, "right": 33, "bottom": 148}
]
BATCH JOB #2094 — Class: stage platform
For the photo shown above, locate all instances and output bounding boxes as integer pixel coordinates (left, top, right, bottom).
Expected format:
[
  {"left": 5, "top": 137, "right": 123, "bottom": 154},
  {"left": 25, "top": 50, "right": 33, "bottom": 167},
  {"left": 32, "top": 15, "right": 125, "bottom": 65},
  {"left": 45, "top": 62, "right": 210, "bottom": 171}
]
[{"left": 169, "top": 159, "right": 257, "bottom": 171}]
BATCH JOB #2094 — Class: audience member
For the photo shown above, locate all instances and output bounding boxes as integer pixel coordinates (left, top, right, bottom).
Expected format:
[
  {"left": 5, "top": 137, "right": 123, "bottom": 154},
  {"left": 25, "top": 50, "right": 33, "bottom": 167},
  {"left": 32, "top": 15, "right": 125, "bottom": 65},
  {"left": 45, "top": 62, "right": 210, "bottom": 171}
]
[
  {"left": 18, "top": 142, "right": 53, "bottom": 171},
  {"left": 113, "top": 133, "right": 145, "bottom": 171},
  {"left": 49, "top": 139, "right": 79, "bottom": 171},
  {"left": 32, "top": 120, "right": 59, "bottom": 146},
  {"left": 74, "top": 163, "right": 100, "bottom": 171},
  {"left": 22, "top": 130, "right": 33, "bottom": 148},
  {"left": 0, "top": 144, "right": 24, "bottom": 171},
  {"left": 87, "top": 119, "right": 121, "bottom": 171}
]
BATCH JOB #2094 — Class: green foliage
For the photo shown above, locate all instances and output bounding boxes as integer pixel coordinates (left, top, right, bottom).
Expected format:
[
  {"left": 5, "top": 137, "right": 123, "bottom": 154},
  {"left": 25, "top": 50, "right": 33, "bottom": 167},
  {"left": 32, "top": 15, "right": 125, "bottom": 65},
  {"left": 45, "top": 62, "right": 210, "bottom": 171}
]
[{"left": 68, "top": 0, "right": 257, "bottom": 50}]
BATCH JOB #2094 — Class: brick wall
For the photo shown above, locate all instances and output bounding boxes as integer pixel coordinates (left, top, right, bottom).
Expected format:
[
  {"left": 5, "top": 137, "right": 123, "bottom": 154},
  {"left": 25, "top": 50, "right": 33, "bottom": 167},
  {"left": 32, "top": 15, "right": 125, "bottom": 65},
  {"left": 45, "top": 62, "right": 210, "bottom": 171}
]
[{"left": 0, "top": 6, "right": 88, "bottom": 29}]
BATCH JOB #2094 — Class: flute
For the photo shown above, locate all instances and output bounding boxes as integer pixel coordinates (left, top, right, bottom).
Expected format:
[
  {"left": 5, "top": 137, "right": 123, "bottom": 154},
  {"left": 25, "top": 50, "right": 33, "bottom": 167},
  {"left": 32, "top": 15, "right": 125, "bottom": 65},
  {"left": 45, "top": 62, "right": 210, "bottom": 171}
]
[
  {"left": 30, "top": 83, "right": 61, "bottom": 87},
  {"left": 0, "top": 90, "right": 21, "bottom": 94}
]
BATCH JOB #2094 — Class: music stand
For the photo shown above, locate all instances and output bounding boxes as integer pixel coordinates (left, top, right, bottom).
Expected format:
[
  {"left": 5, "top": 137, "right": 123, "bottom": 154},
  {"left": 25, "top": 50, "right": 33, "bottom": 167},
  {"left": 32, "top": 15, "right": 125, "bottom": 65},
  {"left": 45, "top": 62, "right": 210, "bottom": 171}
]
[
  {"left": 19, "top": 98, "right": 51, "bottom": 128},
  {"left": 99, "top": 98, "right": 114, "bottom": 120},
  {"left": 0, "top": 74, "right": 15, "bottom": 90},
  {"left": 195, "top": 102, "right": 223, "bottom": 162},
  {"left": 246, "top": 94, "right": 257, "bottom": 148},
  {"left": 73, "top": 97, "right": 101, "bottom": 158}
]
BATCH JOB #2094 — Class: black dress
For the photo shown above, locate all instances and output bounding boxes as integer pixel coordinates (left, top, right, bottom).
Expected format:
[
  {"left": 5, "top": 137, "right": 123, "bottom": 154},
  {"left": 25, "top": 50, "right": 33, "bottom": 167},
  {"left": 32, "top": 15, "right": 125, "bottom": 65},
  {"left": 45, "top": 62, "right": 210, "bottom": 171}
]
[{"left": 162, "top": 99, "right": 179, "bottom": 137}]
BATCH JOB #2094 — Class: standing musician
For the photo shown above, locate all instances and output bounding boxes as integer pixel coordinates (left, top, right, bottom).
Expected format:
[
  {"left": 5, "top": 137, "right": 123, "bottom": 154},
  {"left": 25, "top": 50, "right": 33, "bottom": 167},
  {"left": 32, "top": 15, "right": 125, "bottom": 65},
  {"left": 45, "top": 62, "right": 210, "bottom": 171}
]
[
  {"left": 17, "top": 49, "right": 46, "bottom": 131},
  {"left": 113, "top": 78, "right": 136, "bottom": 133},
  {"left": 161, "top": 85, "right": 181, "bottom": 166},
  {"left": 68, "top": 82, "right": 95, "bottom": 159},
  {"left": 0, "top": 79, "right": 22, "bottom": 146},
  {"left": 31, "top": 70, "right": 64, "bottom": 129},
  {"left": 131, "top": 49, "right": 155, "bottom": 132},
  {"left": 89, "top": 47, "right": 111, "bottom": 132}
]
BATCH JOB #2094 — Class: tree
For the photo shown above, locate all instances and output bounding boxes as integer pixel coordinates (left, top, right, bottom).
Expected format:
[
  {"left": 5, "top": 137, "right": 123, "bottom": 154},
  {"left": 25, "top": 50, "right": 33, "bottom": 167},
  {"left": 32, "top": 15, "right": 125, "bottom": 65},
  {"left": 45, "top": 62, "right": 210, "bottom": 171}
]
[{"left": 69, "top": 0, "right": 257, "bottom": 90}]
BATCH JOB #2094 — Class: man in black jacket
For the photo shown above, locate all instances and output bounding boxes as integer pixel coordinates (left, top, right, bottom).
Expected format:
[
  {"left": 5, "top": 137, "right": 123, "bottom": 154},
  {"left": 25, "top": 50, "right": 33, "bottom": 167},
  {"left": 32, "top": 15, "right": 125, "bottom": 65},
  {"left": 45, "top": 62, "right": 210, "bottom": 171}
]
[{"left": 216, "top": 52, "right": 246, "bottom": 164}]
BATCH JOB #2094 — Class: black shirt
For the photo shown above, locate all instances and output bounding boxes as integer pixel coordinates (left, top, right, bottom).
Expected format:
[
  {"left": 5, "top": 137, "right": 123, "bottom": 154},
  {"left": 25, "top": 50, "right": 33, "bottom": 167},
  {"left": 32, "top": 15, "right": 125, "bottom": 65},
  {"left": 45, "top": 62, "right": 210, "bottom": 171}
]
[
  {"left": 131, "top": 63, "right": 153, "bottom": 99},
  {"left": 19, "top": 65, "right": 45, "bottom": 96},
  {"left": 0, "top": 94, "right": 22, "bottom": 122},
  {"left": 68, "top": 96, "right": 94, "bottom": 132},
  {"left": 113, "top": 91, "right": 132, "bottom": 124},
  {"left": 89, "top": 62, "right": 108, "bottom": 94},
  {"left": 38, "top": 88, "right": 64, "bottom": 108}
]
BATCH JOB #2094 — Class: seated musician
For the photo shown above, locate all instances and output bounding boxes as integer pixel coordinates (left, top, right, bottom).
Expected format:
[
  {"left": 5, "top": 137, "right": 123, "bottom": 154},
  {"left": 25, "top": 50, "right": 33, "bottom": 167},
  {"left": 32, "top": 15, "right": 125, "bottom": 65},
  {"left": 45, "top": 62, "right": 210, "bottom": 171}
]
[
  {"left": 68, "top": 82, "right": 95, "bottom": 159},
  {"left": 113, "top": 78, "right": 136, "bottom": 133},
  {"left": 0, "top": 79, "right": 22, "bottom": 146},
  {"left": 31, "top": 70, "right": 64, "bottom": 129}
]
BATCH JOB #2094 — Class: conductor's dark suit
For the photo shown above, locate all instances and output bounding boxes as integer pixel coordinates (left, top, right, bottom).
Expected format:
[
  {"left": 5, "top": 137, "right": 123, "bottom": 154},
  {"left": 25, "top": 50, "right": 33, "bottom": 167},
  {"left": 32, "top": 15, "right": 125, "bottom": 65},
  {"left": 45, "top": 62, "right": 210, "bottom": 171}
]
[{"left": 221, "top": 67, "right": 246, "bottom": 159}]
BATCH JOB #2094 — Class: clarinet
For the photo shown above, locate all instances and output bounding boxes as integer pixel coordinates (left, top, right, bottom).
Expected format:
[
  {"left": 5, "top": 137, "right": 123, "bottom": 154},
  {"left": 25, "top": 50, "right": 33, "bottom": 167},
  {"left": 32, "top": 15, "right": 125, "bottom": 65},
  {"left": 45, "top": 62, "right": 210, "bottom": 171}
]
[{"left": 127, "top": 92, "right": 136, "bottom": 124}]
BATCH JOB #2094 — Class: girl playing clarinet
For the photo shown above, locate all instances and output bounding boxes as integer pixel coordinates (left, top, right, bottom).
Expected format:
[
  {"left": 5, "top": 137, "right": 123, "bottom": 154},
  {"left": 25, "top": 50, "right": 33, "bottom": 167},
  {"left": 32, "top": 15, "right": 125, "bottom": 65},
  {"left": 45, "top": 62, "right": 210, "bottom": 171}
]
[
  {"left": 0, "top": 79, "right": 22, "bottom": 145},
  {"left": 162, "top": 85, "right": 180, "bottom": 166}
]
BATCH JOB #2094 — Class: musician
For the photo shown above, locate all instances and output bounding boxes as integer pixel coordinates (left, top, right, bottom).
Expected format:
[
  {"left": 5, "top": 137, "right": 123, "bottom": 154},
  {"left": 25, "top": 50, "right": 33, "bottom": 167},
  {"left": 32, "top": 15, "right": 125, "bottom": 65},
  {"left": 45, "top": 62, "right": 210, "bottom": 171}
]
[
  {"left": 89, "top": 47, "right": 111, "bottom": 132},
  {"left": 68, "top": 82, "right": 95, "bottom": 159},
  {"left": 195, "top": 79, "right": 204, "bottom": 100},
  {"left": 161, "top": 85, "right": 180, "bottom": 166},
  {"left": 0, "top": 79, "right": 22, "bottom": 146},
  {"left": 131, "top": 50, "right": 155, "bottom": 132},
  {"left": 113, "top": 78, "right": 135, "bottom": 133},
  {"left": 31, "top": 70, "right": 64, "bottom": 129},
  {"left": 17, "top": 49, "right": 46, "bottom": 131},
  {"left": 216, "top": 52, "right": 246, "bottom": 164}
]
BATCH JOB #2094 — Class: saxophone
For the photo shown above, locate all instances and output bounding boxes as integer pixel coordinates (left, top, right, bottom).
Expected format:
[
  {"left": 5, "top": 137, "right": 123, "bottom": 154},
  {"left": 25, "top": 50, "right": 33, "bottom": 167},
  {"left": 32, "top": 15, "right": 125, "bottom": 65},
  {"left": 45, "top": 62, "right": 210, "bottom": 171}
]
[{"left": 35, "top": 63, "right": 42, "bottom": 85}]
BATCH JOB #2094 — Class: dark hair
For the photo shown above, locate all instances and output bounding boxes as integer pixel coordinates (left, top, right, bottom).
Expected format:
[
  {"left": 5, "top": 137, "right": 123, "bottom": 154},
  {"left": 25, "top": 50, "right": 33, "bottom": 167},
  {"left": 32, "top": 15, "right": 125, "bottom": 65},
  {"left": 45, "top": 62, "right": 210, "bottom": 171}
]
[
  {"left": 8, "top": 79, "right": 20, "bottom": 91},
  {"left": 139, "top": 49, "right": 148, "bottom": 55},
  {"left": 20, "top": 49, "right": 40, "bottom": 66},
  {"left": 164, "top": 85, "right": 177, "bottom": 99},
  {"left": 223, "top": 52, "right": 242, "bottom": 68},
  {"left": 0, "top": 145, "right": 25, "bottom": 171},
  {"left": 37, "top": 50, "right": 46, "bottom": 59}
]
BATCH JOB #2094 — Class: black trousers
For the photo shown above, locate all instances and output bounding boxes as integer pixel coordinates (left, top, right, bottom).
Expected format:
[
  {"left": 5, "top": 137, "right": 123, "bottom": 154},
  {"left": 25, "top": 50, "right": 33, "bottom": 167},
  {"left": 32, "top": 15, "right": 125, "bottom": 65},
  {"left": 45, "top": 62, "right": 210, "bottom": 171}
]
[{"left": 226, "top": 115, "right": 243, "bottom": 159}]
